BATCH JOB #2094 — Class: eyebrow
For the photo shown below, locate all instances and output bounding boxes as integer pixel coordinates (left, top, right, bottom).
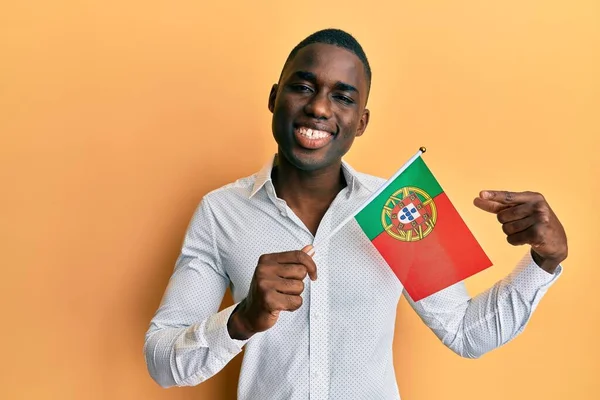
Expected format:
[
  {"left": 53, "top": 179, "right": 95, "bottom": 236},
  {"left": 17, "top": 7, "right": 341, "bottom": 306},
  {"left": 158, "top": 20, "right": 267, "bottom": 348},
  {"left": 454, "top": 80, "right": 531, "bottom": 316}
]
[
  {"left": 334, "top": 82, "right": 358, "bottom": 94},
  {"left": 291, "top": 70, "right": 359, "bottom": 94}
]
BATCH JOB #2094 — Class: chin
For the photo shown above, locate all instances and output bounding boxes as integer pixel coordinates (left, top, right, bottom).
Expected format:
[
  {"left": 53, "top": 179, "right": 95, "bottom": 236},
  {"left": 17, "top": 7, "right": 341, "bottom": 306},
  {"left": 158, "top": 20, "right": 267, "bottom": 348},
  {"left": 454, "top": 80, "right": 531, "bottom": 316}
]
[{"left": 284, "top": 148, "right": 334, "bottom": 172}]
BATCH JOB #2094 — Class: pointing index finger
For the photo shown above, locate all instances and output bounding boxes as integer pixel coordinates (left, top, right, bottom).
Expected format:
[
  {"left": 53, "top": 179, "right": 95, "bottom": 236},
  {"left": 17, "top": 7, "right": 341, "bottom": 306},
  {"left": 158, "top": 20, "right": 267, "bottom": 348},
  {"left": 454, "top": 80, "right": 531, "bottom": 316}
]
[{"left": 480, "top": 190, "right": 541, "bottom": 205}]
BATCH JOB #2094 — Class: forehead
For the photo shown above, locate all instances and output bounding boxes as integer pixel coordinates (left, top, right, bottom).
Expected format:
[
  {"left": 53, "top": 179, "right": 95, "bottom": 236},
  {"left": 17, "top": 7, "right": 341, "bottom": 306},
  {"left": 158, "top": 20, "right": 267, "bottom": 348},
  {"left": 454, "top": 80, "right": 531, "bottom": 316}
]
[{"left": 282, "top": 43, "right": 368, "bottom": 93}]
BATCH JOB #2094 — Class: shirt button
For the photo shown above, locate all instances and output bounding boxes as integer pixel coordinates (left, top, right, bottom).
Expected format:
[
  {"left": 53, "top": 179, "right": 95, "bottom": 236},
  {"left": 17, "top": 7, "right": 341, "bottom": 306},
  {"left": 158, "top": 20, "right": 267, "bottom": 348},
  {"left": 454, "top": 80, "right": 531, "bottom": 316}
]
[
  {"left": 312, "top": 312, "right": 321, "bottom": 320},
  {"left": 312, "top": 371, "right": 321, "bottom": 379}
]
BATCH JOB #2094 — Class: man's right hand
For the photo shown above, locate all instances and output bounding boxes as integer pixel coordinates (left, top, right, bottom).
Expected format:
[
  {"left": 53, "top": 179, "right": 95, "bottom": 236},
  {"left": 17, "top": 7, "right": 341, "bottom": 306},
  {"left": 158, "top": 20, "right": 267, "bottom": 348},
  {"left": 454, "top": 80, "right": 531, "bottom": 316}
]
[{"left": 227, "top": 245, "right": 317, "bottom": 340}]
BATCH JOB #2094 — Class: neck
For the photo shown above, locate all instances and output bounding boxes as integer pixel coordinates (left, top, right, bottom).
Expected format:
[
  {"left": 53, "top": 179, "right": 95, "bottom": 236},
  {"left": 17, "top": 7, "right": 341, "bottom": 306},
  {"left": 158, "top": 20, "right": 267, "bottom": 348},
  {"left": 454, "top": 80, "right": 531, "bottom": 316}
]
[{"left": 272, "top": 153, "right": 346, "bottom": 212}]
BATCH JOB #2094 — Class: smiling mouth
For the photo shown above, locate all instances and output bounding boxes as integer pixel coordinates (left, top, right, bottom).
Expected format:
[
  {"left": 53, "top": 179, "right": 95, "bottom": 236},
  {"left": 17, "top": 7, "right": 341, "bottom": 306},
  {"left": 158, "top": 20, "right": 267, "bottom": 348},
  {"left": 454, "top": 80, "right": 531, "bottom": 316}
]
[
  {"left": 298, "top": 126, "right": 332, "bottom": 139},
  {"left": 293, "top": 126, "right": 335, "bottom": 150}
]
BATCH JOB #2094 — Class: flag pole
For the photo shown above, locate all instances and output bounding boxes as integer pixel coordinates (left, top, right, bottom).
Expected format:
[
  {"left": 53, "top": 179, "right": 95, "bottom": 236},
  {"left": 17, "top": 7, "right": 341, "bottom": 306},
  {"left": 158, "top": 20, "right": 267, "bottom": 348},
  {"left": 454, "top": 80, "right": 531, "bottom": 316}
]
[{"left": 313, "top": 147, "right": 427, "bottom": 249}]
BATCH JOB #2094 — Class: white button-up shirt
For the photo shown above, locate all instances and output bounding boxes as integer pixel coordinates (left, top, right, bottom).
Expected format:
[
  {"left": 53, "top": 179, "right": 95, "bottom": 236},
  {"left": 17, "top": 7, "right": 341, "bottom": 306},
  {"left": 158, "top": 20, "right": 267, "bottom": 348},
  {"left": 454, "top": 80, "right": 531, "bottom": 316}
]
[{"left": 144, "top": 156, "right": 561, "bottom": 399}]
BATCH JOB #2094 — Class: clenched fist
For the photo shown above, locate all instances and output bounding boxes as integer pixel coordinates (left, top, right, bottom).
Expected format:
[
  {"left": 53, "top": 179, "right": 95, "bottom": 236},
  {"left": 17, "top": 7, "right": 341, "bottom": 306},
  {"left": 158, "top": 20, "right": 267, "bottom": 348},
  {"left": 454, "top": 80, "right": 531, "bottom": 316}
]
[{"left": 227, "top": 245, "right": 317, "bottom": 340}]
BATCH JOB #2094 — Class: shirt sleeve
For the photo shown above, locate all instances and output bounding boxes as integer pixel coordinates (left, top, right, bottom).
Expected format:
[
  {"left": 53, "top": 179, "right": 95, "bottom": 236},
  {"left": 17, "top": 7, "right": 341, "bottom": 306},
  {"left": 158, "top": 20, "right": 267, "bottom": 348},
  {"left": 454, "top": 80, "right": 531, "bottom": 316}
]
[
  {"left": 144, "top": 198, "right": 249, "bottom": 388},
  {"left": 405, "top": 250, "right": 562, "bottom": 358}
]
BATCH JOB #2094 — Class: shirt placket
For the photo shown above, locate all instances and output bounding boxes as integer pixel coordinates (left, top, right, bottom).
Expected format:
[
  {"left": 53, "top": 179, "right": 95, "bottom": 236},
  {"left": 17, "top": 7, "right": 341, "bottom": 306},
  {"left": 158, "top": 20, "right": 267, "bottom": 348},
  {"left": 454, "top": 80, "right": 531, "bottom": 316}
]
[
  {"left": 264, "top": 180, "right": 334, "bottom": 399},
  {"left": 309, "top": 224, "right": 331, "bottom": 400}
]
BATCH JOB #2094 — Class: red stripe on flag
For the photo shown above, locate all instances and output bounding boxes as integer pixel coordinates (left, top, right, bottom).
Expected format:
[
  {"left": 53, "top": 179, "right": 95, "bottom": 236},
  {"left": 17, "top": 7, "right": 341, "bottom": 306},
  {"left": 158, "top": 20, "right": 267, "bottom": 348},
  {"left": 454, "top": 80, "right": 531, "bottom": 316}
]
[{"left": 371, "top": 192, "right": 492, "bottom": 301}]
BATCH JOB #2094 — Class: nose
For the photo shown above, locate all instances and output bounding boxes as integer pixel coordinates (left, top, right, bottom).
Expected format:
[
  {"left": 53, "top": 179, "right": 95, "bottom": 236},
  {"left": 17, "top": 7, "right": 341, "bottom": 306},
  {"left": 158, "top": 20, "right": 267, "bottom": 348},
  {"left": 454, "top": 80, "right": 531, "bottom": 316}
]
[{"left": 304, "top": 90, "right": 332, "bottom": 120}]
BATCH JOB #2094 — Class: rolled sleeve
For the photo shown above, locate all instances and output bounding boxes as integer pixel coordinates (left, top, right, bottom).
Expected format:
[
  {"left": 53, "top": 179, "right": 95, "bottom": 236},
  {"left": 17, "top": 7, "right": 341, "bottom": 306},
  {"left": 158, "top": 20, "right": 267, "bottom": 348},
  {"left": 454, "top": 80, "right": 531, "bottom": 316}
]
[
  {"left": 507, "top": 250, "right": 562, "bottom": 307},
  {"left": 202, "top": 302, "right": 249, "bottom": 357},
  {"left": 175, "top": 302, "right": 250, "bottom": 387}
]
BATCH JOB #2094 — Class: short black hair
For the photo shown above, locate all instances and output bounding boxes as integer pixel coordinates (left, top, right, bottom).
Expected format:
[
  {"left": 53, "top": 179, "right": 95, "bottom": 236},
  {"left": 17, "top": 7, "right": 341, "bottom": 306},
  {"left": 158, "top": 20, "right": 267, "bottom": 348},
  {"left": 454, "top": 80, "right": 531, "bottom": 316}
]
[{"left": 280, "top": 28, "right": 372, "bottom": 90}]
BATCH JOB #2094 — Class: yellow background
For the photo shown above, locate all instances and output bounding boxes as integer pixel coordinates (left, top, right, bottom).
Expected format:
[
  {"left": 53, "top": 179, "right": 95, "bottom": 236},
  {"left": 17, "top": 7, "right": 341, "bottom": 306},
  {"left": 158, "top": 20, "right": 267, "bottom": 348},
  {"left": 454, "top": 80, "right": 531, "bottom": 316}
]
[{"left": 1, "top": 1, "right": 598, "bottom": 399}]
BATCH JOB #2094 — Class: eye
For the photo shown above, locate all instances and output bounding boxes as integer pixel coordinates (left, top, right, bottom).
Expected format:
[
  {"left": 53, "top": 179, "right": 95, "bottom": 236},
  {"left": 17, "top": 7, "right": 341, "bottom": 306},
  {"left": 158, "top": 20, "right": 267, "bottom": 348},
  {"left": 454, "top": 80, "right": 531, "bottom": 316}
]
[
  {"left": 291, "top": 84, "right": 313, "bottom": 93},
  {"left": 334, "top": 94, "right": 354, "bottom": 105}
]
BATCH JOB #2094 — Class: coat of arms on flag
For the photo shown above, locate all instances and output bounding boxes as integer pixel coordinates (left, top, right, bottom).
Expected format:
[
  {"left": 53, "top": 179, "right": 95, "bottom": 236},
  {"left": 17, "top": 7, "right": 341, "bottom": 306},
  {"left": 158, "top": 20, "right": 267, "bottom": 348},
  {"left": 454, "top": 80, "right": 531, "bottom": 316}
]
[{"left": 382, "top": 187, "right": 437, "bottom": 242}]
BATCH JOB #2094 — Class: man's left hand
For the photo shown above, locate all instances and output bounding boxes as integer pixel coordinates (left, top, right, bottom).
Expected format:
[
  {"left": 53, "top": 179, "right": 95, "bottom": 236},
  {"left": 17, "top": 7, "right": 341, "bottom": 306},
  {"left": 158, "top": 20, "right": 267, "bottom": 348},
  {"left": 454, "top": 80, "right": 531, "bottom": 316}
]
[{"left": 474, "top": 190, "right": 568, "bottom": 274}]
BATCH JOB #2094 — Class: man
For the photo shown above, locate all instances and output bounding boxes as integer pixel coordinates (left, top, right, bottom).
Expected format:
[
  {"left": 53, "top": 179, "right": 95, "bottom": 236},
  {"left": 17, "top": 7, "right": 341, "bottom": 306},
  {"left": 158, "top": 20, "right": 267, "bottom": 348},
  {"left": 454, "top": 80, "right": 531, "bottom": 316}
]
[{"left": 144, "top": 29, "right": 567, "bottom": 399}]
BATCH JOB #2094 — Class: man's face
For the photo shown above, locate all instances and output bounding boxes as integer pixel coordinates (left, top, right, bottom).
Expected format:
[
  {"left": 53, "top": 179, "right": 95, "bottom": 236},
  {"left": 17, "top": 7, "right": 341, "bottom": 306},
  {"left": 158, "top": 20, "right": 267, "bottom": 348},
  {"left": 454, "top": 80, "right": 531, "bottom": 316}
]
[{"left": 269, "top": 43, "right": 370, "bottom": 172}]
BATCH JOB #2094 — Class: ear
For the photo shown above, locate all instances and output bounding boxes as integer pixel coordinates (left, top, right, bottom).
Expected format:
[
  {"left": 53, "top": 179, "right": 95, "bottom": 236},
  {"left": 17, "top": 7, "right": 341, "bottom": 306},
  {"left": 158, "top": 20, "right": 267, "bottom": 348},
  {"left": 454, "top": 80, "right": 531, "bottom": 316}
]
[
  {"left": 355, "top": 108, "right": 370, "bottom": 137},
  {"left": 268, "top": 84, "right": 278, "bottom": 113}
]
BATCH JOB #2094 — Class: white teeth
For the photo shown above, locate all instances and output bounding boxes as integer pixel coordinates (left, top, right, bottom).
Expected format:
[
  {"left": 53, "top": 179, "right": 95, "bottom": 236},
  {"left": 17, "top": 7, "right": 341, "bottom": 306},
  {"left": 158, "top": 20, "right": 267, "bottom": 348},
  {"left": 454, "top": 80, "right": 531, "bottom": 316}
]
[{"left": 298, "top": 127, "right": 330, "bottom": 139}]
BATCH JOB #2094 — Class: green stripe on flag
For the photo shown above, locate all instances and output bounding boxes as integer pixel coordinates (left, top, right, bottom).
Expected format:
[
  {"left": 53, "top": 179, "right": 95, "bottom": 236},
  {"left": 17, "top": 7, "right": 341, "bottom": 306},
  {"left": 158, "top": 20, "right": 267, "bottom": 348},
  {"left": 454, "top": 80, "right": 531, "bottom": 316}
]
[{"left": 355, "top": 156, "right": 444, "bottom": 240}]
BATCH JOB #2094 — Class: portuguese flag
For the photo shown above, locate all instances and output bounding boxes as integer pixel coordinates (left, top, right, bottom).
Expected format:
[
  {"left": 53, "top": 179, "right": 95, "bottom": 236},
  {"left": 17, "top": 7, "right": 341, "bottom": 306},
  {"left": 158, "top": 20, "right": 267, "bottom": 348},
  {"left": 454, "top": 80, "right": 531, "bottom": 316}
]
[{"left": 354, "top": 149, "right": 492, "bottom": 301}]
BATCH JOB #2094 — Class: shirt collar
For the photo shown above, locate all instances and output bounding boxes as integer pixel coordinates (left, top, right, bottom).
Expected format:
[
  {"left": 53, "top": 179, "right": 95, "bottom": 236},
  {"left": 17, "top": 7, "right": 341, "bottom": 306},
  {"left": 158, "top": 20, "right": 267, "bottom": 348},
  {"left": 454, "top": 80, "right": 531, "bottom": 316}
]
[
  {"left": 249, "top": 154, "right": 363, "bottom": 199},
  {"left": 249, "top": 155, "right": 276, "bottom": 198}
]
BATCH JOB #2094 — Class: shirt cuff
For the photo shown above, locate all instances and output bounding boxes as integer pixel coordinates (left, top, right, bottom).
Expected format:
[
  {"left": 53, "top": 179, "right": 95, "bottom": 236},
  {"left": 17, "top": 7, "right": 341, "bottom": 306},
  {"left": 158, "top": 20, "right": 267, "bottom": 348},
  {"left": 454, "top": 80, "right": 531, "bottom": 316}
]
[
  {"left": 200, "top": 302, "right": 249, "bottom": 359},
  {"left": 508, "top": 250, "right": 563, "bottom": 305}
]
